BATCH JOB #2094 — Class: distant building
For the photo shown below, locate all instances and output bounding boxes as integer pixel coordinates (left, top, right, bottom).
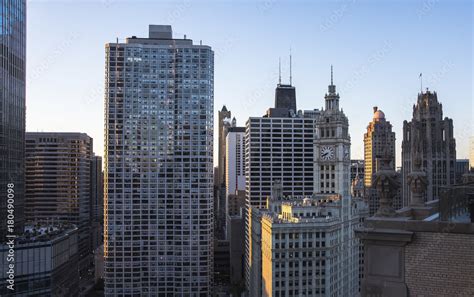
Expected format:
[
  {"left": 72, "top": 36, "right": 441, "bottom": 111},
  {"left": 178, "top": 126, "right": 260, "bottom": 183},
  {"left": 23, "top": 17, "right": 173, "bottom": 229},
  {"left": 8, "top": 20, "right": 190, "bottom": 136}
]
[
  {"left": 363, "top": 107, "right": 398, "bottom": 215},
  {"left": 226, "top": 204, "right": 245, "bottom": 293},
  {"left": 214, "top": 240, "right": 231, "bottom": 289},
  {"left": 104, "top": 25, "right": 214, "bottom": 296},
  {"left": 470, "top": 137, "right": 474, "bottom": 170},
  {"left": 244, "top": 79, "right": 320, "bottom": 293},
  {"left": 350, "top": 160, "right": 365, "bottom": 198},
  {"left": 455, "top": 159, "right": 470, "bottom": 183},
  {"left": 91, "top": 155, "right": 104, "bottom": 251},
  {"left": 216, "top": 106, "right": 235, "bottom": 238},
  {"left": 350, "top": 160, "right": 365, "bottom": 184},
  {"left": 351, "top": 174, "right": 364, "bottom": 198},
  {"left": 274, "top": 83, "right": 296, "bottom": 112},
  {"left": 0, "top": 0, "right": 26, "bottom": 239},
  {"left": 25, "top": 132, "right": 93, "bottom": 272},
  {"left": 218, "top": 105, "right": 233, "bottom": 186},
  {"left": 364, "top": 107, "right": 396, "bottom": 187},
  {"left": 251, "top": 181, "right": 367, "bottom": 297},
  {"left": 225, "top": 126, "right": 246, "bottom": 235},
  {"left": 226, "top": 127, "right": 246, "bottom": 197},
  {"left": 0, "top": 224, "right": 79, "bottom": 296},
  {"left": 402, "top": 90, "right": 456, "bottom": 206}
]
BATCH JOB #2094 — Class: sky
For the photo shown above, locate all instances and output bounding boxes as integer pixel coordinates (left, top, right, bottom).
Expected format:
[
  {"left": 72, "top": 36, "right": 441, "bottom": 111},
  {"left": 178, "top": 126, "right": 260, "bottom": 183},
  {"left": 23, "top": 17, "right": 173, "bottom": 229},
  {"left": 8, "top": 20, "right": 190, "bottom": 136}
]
[{"left": 26, "top": 0, "right": 473, "bottom": 167}]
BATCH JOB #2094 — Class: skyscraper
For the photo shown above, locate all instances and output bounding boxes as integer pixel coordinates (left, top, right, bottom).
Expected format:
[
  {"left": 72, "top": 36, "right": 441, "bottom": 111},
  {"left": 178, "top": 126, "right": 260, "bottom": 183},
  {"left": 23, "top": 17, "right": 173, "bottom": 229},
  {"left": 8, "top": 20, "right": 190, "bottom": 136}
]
[
  {"left": 225, "top": 126, "right": 246, "bottom": 230},
  {"left": 0, "top": 0, "right": 26, "bottom": 239},
  {"left": 244, "top": 78, "right": 320, "bottom": 294},
  {"left": 225, "top": 126, "right": 246, "bottom": 198},
  {"left": 218, "top": 105, "right": 232, "bottom": 187},
  {"left": 216, "top": 107, "right": 235, "bottom": 237},
  {"left": 25, "top": 132, "right": 94, "bottom": 272},
  {"left": 104, "top": 25, "right": 214, "bottom": 296},
  {"left": 363, "top": 107, "right": 397, "bottom": 214},
  {"left": 402, "top": 90, "right": 456, "bottom": 206},
  {"left": 364, "top": 107, "right": 396, "bottom": 187}
]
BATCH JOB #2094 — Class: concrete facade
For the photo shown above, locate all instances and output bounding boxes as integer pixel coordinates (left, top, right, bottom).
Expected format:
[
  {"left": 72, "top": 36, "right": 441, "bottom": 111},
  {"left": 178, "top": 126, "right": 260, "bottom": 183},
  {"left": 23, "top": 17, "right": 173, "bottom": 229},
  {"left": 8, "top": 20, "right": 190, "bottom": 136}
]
[
  {"left": 104, "top": 25, "right": 214, "bottom": 296},
  {"left": 251, "top": 183, "right": 367, "bottom": 297},
  {"left": 0, "top": 225, "right": 79, "bottom": 296},
  {"left": 313, "top": 72, "right": 351, "bottom": 197}
]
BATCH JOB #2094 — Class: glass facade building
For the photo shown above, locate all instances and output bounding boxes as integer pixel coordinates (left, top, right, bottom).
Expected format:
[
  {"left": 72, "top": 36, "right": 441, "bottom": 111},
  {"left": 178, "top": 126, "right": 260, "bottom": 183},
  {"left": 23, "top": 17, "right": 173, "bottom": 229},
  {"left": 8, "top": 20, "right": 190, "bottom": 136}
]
[
  {"left": 0, "top": 0, "right": 26, "bottom": 240},
  {"left": 104, "top": 25, "right": 214, "bottom": 296}
]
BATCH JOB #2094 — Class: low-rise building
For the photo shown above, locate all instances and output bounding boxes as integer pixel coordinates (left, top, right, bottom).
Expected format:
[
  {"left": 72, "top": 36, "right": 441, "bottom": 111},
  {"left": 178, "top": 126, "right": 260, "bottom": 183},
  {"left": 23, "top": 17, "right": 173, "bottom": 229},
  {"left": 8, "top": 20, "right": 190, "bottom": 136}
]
[
  {"left": 250, "top": 181, "right": 368, "bottom": 296},
  {"left": 0, "top": 224, "right": 79, "bottom": 296}
]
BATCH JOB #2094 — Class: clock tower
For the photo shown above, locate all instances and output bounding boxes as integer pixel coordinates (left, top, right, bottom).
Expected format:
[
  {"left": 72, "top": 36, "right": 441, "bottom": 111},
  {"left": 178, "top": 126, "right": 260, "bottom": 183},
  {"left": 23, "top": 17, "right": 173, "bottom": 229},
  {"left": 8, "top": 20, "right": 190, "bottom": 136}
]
[{"left": 314, "top": 67, "right": 351, "bottom": 196}]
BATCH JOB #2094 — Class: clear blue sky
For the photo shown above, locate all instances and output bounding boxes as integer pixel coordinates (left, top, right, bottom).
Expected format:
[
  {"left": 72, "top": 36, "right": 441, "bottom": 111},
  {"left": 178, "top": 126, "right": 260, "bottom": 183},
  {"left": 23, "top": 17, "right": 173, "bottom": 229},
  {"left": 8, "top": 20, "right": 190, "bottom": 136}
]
[{"left": 26, "top": 0, "right": 472, "bottom": 166}]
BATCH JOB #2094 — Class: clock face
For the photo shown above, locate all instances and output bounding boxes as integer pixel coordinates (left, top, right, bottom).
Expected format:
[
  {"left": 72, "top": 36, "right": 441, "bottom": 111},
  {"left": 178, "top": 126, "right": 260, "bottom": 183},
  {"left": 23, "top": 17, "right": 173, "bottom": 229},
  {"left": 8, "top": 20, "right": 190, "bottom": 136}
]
[{"left": 320, "top": 146, "right": 335, "bottom": 161}]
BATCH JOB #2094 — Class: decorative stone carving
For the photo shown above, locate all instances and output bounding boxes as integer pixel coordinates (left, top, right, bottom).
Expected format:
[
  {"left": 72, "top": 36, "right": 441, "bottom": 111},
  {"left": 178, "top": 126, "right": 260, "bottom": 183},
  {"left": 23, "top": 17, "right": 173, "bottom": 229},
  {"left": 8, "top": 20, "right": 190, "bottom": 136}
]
[
  {"left": 271, "top": 179, "right": 283, "bottom": 200},
  {"left": 373, "top": 152, "right": 400, "bottom": 217},
  {"left": 407, "top": 129, "right": 428, "bottom": 207}
]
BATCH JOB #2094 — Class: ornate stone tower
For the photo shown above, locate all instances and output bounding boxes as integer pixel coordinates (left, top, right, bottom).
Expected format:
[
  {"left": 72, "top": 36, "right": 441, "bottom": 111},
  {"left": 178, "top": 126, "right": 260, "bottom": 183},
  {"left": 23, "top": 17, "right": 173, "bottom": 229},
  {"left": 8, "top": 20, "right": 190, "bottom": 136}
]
[
  {"left": 401, "top": 90, "right": 456, "bottom": 206},
  {"left": 314, "top": 67, "right": 351, "bottom": 197}
]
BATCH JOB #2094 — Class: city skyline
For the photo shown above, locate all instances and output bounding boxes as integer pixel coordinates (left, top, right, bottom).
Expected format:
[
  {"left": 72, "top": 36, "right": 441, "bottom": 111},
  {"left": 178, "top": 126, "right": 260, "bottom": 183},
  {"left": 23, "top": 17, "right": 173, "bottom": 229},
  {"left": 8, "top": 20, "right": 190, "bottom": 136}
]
[
  {"left": 25, "top": 1, "right": 472, "bottom": 166},
  {"left": 2, "top": 1, "right": 473, "bottom": 296}
]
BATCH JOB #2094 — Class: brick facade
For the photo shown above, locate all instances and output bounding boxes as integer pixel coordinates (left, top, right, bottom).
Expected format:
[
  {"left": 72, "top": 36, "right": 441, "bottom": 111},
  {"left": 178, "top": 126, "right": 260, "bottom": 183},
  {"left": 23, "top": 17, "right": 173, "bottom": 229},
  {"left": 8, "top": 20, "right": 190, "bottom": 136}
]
[{"left": 405, "top": 232, "right": 474, "bottom": 297}]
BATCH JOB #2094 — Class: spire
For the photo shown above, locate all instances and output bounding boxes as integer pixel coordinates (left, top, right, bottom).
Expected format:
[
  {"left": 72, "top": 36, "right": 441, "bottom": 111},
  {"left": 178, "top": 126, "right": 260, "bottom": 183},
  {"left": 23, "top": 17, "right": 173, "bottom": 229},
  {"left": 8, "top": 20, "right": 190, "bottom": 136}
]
[
  {"left": 278, "top": 57, "right": 281, "bottom": 85},
  {"left": 328, "top": 65, "right": 336, "bottom": 94},
  {"left": 221, "top": 105, "right": 228, "bottom": 112},
  {"left": 325, "top": 65, "right": 339, "bottom": 110},
  {"left": 331, "top": 64, "right": 333, "bottom": 85}
]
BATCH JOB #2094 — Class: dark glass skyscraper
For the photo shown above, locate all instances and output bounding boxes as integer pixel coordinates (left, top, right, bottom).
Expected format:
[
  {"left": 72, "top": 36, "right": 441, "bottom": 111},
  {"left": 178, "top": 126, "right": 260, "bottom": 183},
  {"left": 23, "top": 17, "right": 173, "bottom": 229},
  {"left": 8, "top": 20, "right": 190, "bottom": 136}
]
[{"left": 0, "top": 0, "right": 26, "bottom": 240}]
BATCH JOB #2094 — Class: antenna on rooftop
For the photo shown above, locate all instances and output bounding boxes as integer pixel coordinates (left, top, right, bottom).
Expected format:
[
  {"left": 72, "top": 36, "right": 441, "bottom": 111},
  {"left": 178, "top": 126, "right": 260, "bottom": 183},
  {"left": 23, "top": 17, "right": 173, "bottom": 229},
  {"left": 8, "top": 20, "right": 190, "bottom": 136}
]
[
  {"left": 279, "top": 57, "right": 282, "bottom": 85},
  {"left": 289, "top": 48, "right": 292, "bottom": 86}
]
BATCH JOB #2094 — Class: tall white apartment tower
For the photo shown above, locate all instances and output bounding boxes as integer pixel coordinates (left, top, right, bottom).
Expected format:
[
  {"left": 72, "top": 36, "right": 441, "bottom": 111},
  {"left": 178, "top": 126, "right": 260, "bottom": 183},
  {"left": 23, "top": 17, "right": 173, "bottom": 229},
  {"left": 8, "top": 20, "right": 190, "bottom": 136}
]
[{"left": 104, "top": 25, "right": 214, "bottom": 296}]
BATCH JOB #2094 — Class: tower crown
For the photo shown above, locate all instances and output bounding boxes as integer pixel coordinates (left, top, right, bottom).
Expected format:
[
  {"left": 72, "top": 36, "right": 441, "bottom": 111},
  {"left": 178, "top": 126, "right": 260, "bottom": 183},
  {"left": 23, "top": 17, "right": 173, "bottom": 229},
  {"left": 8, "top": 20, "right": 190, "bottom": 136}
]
[
  {"left": 325, "top": 65, "right": 339, "bottom": 110},
  {"left": 373, "top": 106, "right": 386, "bottom": 122}
]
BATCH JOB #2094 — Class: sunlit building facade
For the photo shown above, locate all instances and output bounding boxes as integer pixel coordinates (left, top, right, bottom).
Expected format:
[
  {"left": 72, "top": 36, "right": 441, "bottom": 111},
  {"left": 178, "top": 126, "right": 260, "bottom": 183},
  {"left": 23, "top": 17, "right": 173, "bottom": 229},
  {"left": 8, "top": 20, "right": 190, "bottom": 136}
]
[
  {"left": 363, "top": 107, "right": 397, "bottom": 215},
  {"left": 104, "top": 25, "right": 214, "bottom": 296}
]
